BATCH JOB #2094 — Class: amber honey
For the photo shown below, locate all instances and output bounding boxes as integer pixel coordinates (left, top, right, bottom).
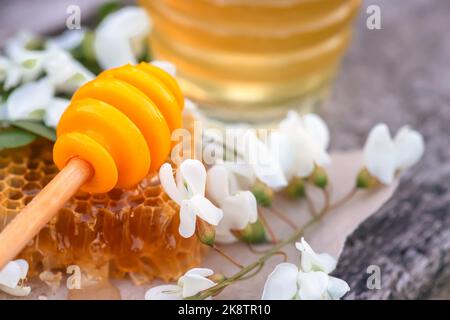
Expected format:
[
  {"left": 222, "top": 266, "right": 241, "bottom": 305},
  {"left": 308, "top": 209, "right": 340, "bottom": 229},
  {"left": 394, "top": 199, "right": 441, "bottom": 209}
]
[
  {"left": 141, "top": 0, "right": 361, "bottom": 123},
  {"left": 0, "top": 140, "right": 201, "bottom": 283}
]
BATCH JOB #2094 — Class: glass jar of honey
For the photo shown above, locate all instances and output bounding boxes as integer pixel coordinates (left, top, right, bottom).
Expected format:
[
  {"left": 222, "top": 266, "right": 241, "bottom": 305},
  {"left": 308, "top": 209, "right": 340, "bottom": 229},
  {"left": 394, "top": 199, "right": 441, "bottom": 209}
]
[{"left": 141, "top": 0, "right": 361, "bottom": 123}]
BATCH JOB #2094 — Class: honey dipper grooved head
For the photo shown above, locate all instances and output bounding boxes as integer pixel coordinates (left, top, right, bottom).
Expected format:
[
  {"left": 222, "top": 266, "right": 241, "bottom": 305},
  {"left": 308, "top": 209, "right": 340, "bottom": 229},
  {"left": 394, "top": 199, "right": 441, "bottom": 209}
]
[{"left": 54, "top": 63, "right": 184, "bottom": 194}]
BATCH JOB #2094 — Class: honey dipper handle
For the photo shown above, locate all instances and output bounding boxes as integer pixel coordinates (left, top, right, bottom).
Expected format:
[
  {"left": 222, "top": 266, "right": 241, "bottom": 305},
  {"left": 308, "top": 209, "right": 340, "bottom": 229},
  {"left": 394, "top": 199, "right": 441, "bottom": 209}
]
[{"left": 0, "top": 158, "right": 93, "bottom": 269}]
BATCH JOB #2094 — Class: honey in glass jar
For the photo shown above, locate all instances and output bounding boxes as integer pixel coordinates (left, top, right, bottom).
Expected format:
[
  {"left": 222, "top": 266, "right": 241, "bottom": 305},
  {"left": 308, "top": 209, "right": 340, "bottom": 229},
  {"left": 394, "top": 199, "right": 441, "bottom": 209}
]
[{"left": 141, "top": 0, "right": 361, "bottom": 123}]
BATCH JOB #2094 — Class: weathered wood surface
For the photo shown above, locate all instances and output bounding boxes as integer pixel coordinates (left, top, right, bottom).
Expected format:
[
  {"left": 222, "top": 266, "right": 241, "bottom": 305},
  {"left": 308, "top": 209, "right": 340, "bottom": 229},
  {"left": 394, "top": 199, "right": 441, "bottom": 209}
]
[
  {"left": 324, "top": 0, "right": 450, "bottom": 299},
  {"left": 1, "top": 0, "right": 449, "bottom": 299}
]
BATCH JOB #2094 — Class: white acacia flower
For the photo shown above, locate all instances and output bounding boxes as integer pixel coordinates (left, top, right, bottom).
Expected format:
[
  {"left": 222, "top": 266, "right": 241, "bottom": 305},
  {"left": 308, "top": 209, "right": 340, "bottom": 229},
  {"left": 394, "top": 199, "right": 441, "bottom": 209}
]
[
  {"left": 145, "top": 268, "right": 215, "bottom": 300},
  {"left": 2, "top": 31, "right": 93, "bottom": 95},
  {"left": 159, "top": 159, "right": 223, "bottom": 238},
  {"left": 5, "top": 77, "right": 70, "bottom": 127},
  {"left": 295, "top": 237, "right": 336, "bottom": 273},
  {"left": 0, "top": 259, "right": 31, "bottom": 297},
  {"left": 4, "top": 31, "right": 46, "bottom": 83},
  {"left": 363, "top": 123, "right": 425, "bottom": 185},
  {"left": 94, "top": 7, "right": 151, "bottom": 70},
  {"left": 262, "top": 238, "right": 349, "bottom": 300},
  {"left": 206, "top": 164, "right": 258, "bottom": 243},
  {"left": 6, "top": 79, "right": 54, "bottom": 121},
  {"left": 261, "top": 263, "right": 349, "bottom": 300},
  {"left": 0, "top": 56, "right": 23, "bottom": 90},
  {"left": 270, "top": 111, "right": 331, "bottom": 181},
  {"left": 223, "top": 129, "right": 287, "bottom": 191},
  {"left": 43, "top": 97, "right": 70, "bottom": 128},
  {"left": 43, "top": 45, "right": 94, "bottom": 93}
]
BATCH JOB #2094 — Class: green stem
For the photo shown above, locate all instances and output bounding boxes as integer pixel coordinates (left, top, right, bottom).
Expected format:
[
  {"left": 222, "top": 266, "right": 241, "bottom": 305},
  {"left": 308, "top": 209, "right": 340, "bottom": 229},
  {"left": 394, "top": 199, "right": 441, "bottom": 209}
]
[
  {"left": 212, "top": 244, "right": 244, "bottom": 269},
  {"left": 319, "top": 188, "right": 331, "bottom": 218},
  {"left": 329, "top": 187, "right": 358, "bottom": 211},
  {"left": 186, "top": 216, "right": 320, "bottom": 300}
]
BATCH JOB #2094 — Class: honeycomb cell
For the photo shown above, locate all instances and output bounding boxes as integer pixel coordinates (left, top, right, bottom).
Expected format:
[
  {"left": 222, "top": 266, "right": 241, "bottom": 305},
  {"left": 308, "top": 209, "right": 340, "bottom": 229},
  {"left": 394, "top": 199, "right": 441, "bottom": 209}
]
[
  {"left": 6, "top": 177, "right": 25, "bottom": 189},
  {"left": 0, "top": 140, "right": 202, "bottom": 283}
]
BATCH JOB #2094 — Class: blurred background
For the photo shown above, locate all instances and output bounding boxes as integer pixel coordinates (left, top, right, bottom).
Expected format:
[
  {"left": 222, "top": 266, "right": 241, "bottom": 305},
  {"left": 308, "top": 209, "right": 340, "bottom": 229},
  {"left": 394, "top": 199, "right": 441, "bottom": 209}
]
[{"left": 0, "top": 0, "right": 449, "bottom": 299}]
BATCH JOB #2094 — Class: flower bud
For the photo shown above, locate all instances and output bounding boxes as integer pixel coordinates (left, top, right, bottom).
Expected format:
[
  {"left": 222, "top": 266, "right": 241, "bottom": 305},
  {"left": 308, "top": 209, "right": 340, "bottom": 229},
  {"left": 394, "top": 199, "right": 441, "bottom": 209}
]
[
  {"left": 309, "top": 166, "right": 328, "bottom": 189},
  {"left": 208, "top": 273, "right": 227, "bottom": 297},
  {"left": 356, "top": 168, "right": 379, "bottom": 189},
  {"left": 195, "top": 220, "right": 216, "bottom": 247},
  {"left": 232, "top": 219, "right": 266, "bottom": 244},
  {"left": 251, "top": 181, "right": 274, "bottom": 207},
  {"left": 208, "top": 273, "right": 226, "bottom": 284},
  {"left": 284, "top": 177, "right": 305, "bottom": 198}
]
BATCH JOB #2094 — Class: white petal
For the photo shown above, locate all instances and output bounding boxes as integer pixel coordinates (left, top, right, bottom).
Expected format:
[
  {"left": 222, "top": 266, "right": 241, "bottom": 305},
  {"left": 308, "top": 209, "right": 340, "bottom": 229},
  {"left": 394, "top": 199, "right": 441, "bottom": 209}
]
[
  {"left": 181, "top": 274, "right": 215, "bottom": 298},
  {"left": 6, "top": 79, "right": 54, "bottom": 120},
  {"left": 244, "top": 131, "right": 287, "bottom": 190},
  {"left": 180, "top": 159, "right": 207, "bottom": 196},
  {"left": 294, "top": 131, "right": 316, "bottom": 178},
  {"left": 297, "top": 271, "right": 329, "bottom": 300},
  {"left": 222, "top": 161, "right": 256, "bottom": 190},
  {"left": 240, "top": 191, "right": 258, "bottom": 223},
  {"left": 43, "top": 48, "right": 94, "bottom": 93},
  {"left": 184, "top": 268, "right": 214, "bottom": 278},
  {"left": 327, "top": 276, "right": 350, "bottom": 300},
  {"left": 4, "top": 65, "right": 23, "bottom": 90},
  {"left": 279, "top": 110, "right": 302, "bottom": 132},
  {"left": 0, "top": 56, "right": 9, "bottom": 83},
  {"left": 261, "top": 263, "right": 299, "bottom": 300},
  {"left": 303, "top": 113, "right": 330, "bottom": 150},
  {"left": 269, "top": 131, "right": 297, "bottom": 181},
  {"left": 4, "top": 31, "right": 44, "bottom": 82},
  {"left": 0, "top": 56, "right": 22, "bottom": 90},
  {"left": 49, "top": 29, "right": 85, "bottom": 51},
  {"left": 144, "top": 284, "right": 182, "bottom": 300},
  {"left": 159, "top": 163, "right": 184, "bottom": 205},
  {"left": 44, "top": 98, "right": 70, "bottom": 128},
  {"left": 151, "top": 60, "right": 176, "bottom": 76},
  {"left": 0, "top": 103, "right": 8, "bottom": 120},
  {"left": 363, "top": 123, "right": 397, "bottom": 185},
  {"left": 206, "top": 165, "right": 230, "bottom": 206},
  {"left": 295, "top": 238, "right": 337, "bottom": 273},
  {"left": 0, "top": 261, "right": 23, "bottom": 288},
  {"left": 189, "top": 195, "right": 223, "bottom": 226},
  {"left": 394, "top": 126, "right": 425, "bottom": 170},
  {"left": 13, "top": 259, "right": 29, "bottom": 280},
  {"left": 179, "top": 200, "right": 197, "bottom": 238},
  {"left": 94, "top": 7, "right": 151, "bottom": 69},
  {"left": 0, "top": 284, "right": 31, "bottom": 297},
  {"left": 219, "top": 191, "right": 257, "bottom": 233}
]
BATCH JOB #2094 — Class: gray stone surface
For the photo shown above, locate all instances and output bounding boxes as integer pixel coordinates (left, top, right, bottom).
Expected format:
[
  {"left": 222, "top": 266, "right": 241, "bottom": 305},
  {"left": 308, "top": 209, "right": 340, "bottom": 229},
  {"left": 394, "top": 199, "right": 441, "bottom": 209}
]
[{"left": 325, "top": 0, "right": 450, "bottom": 299}]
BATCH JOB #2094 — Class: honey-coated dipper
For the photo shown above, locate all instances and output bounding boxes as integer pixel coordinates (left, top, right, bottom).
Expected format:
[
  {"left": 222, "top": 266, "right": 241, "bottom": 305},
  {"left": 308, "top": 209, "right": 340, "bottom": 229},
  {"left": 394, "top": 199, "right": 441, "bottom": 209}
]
[{"left": 0, "top": 63, "right": 184, "bottom": 269}]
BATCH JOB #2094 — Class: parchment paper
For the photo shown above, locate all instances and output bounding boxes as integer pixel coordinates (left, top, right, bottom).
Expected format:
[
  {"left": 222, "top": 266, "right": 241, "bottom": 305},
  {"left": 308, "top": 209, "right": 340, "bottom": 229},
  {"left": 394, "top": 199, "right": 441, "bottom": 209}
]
[{"left": 1, "top": 150, "right": 398, "bottom": 300}]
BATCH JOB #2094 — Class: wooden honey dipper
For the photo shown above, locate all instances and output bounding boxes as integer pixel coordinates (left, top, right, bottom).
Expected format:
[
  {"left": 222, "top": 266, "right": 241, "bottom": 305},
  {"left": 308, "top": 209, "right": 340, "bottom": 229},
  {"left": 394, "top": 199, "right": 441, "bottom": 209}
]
[{"left": 0, "top": 63, "right": 184, "bottom": 269}]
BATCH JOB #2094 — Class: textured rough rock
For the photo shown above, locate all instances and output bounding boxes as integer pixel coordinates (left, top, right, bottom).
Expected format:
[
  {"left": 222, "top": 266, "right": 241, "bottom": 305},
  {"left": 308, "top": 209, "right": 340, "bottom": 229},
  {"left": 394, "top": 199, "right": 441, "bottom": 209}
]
[{"left": 324, "top": 0, "right": 450, "bottom": 299}]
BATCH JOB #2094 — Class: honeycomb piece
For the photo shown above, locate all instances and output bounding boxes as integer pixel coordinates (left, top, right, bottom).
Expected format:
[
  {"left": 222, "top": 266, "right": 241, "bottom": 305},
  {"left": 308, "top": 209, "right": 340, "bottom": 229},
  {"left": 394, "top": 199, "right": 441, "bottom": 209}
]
[{"left": 0, "top": 140, "right": 202, "bottom": 283}]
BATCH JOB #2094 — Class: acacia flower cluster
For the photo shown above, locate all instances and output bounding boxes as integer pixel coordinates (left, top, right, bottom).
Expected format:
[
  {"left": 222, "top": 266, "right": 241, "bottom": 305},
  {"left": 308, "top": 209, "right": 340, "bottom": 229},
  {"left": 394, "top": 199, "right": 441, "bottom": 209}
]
[
  {"left": 262, "top": 238, "right": 349, "bottom": 300},
  {"left": 359, "top": 124, "right": 424, "bottom": 187},
  {"left": 145, "top": 268, "right": 218, "bottom": 300}
]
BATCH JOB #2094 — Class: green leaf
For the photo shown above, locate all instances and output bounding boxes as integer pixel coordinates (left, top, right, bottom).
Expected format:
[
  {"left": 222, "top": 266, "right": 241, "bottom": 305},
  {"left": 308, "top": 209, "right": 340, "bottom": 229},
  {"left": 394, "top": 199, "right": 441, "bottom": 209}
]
[
  {"left": 97, "top": 1, "right": 121, "bottom": 24},
  {"left": 9, "top": 120, "right": 56, "bottom": 141},
  {"left": 70, "top": 30, "right": 102, "bottom": 75},
  {"left": 0, "top": 128, "right": 36, "bottom": 149}
]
